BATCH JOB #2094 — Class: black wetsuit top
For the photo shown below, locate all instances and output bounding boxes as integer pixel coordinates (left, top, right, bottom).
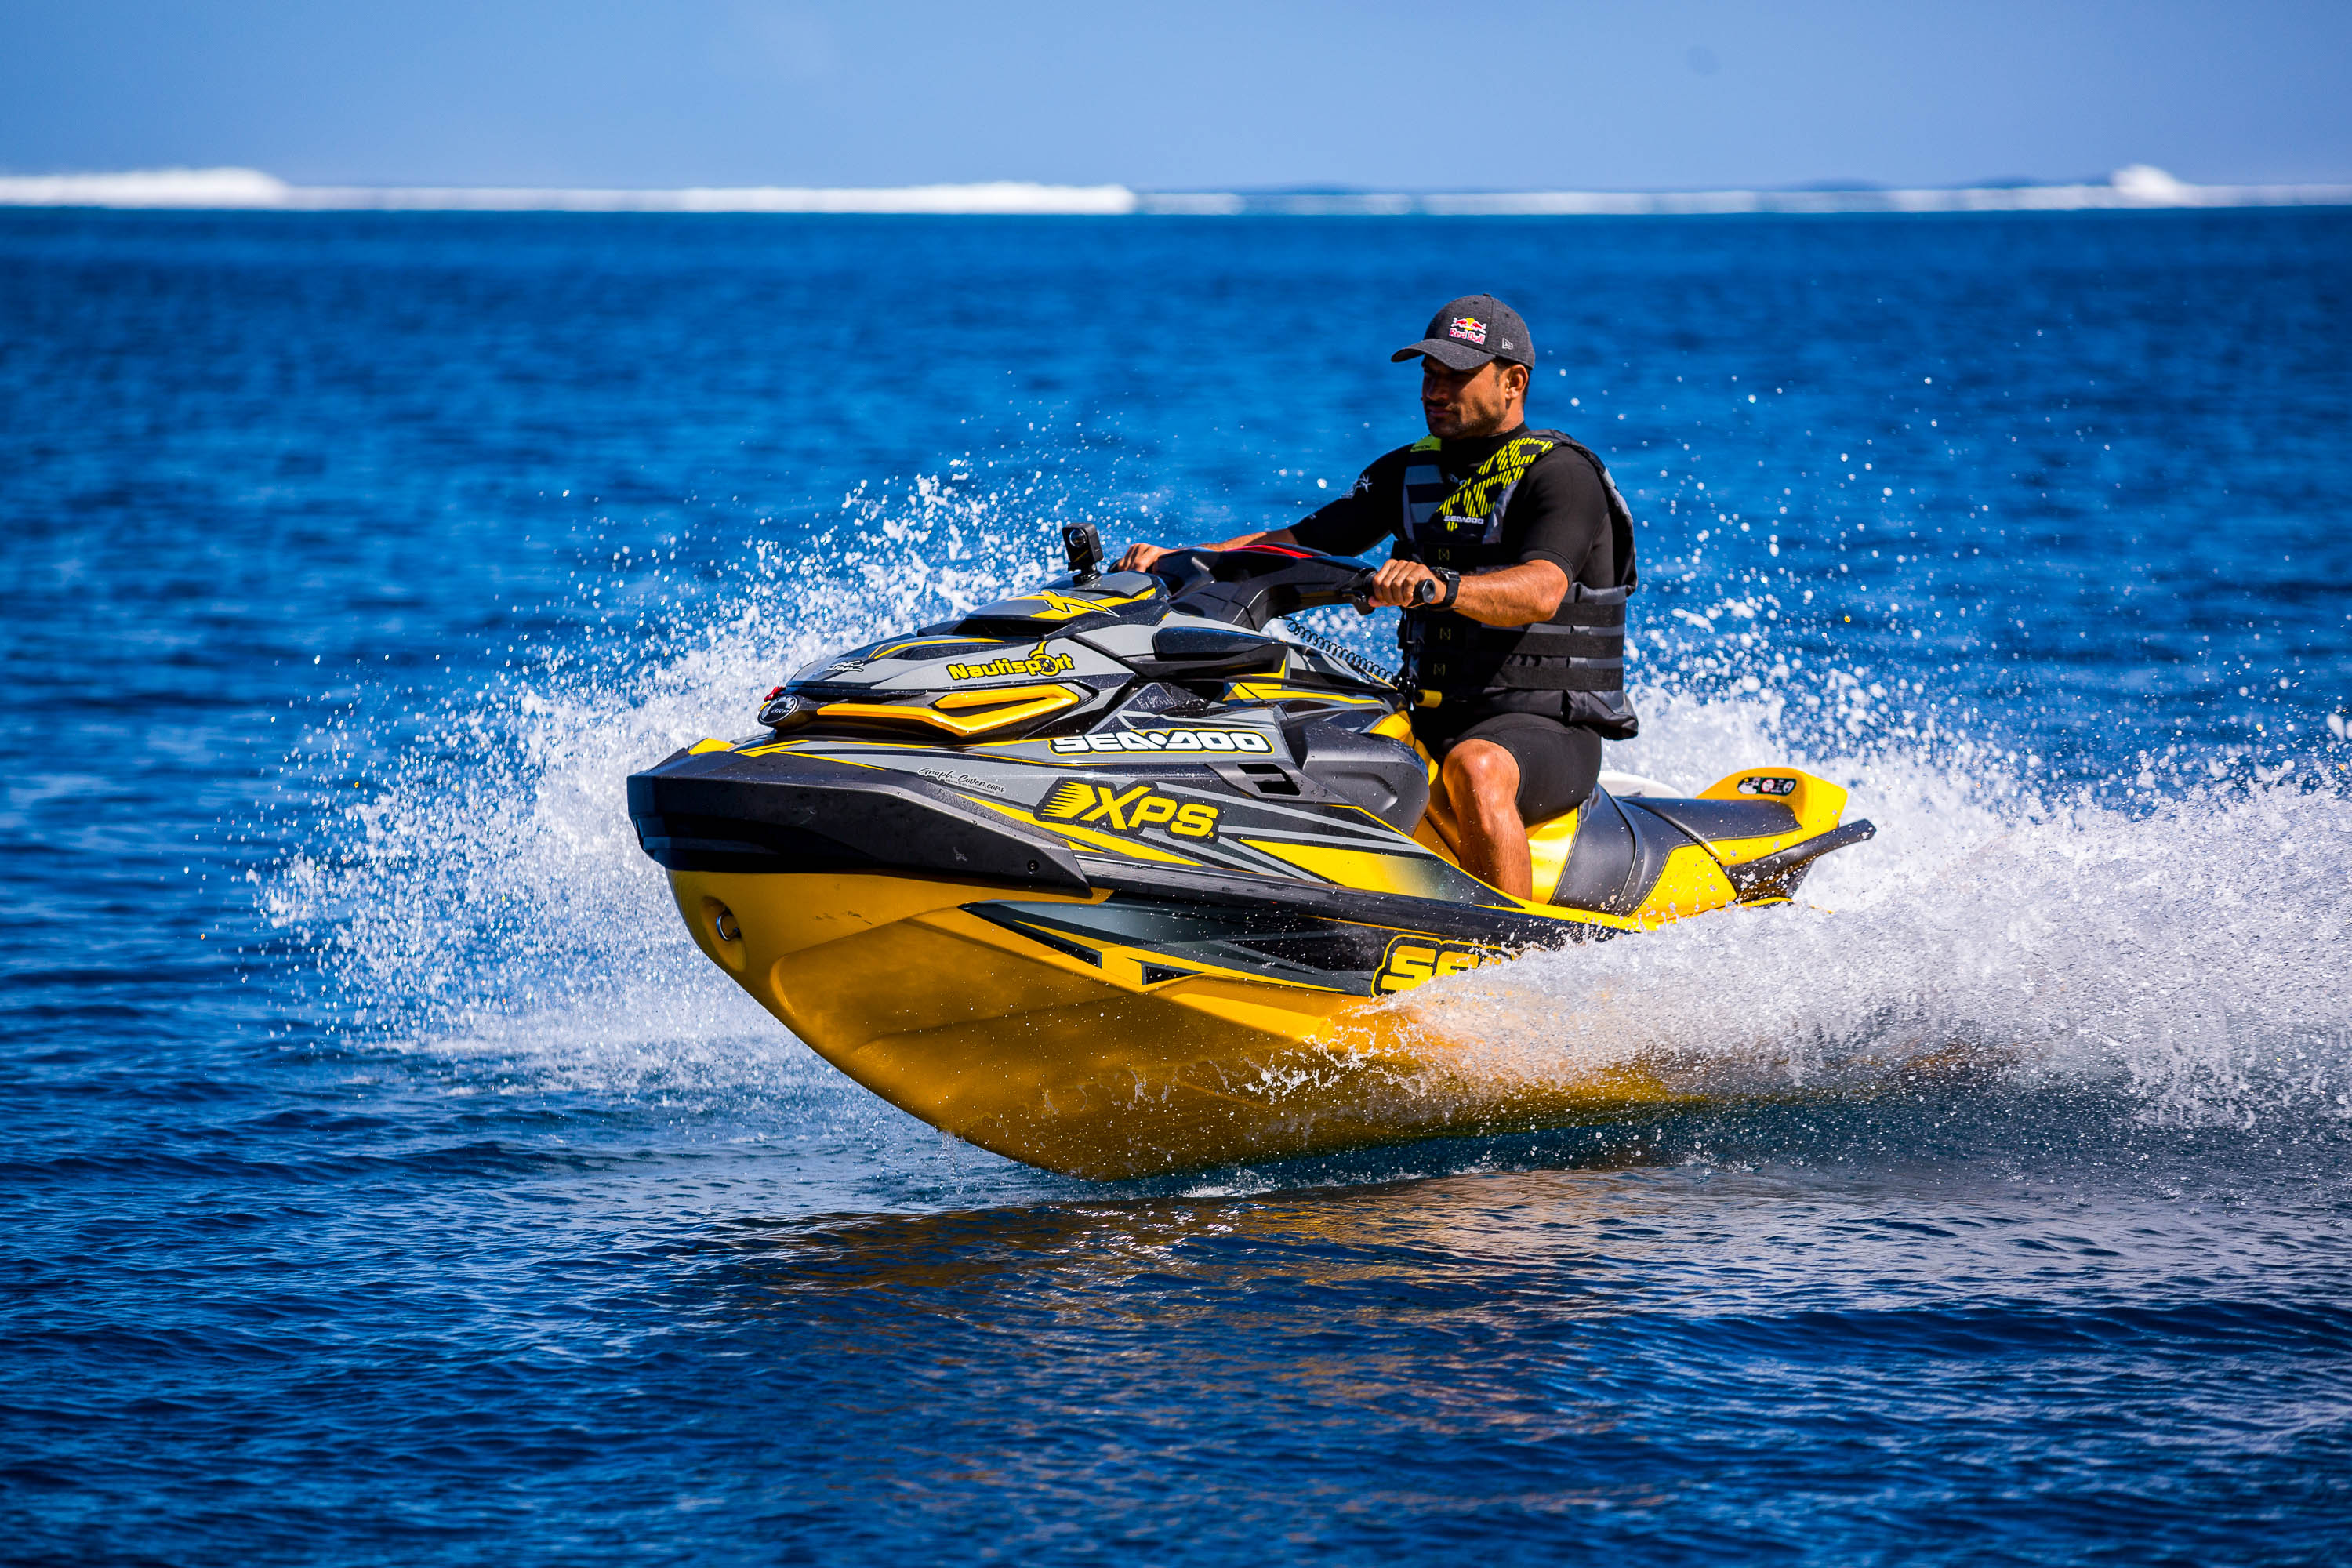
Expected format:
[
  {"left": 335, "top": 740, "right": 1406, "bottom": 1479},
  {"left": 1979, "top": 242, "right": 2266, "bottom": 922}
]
[{"left": 1290, "top": 425, "right": 1621, "bottom": 729}]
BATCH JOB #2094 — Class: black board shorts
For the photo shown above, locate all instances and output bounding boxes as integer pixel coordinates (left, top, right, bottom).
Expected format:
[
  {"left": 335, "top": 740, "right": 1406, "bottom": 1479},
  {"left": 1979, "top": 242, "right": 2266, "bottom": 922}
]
[{"left": 1414, "top": 710, "right": 1603, "bottom": 825}]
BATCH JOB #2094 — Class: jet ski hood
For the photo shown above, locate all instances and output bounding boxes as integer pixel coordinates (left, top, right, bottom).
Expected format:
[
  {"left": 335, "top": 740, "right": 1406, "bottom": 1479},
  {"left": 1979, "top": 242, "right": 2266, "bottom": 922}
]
[{"left": 752, "top": 547, "right": 1396, "bottom": 746}]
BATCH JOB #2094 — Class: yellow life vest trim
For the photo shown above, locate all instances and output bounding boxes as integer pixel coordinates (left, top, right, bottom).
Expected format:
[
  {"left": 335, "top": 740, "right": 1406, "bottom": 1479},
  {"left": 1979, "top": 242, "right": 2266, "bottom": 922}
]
[{"left": 1435, "top": 435, "right": 1556, "bottom": 526}]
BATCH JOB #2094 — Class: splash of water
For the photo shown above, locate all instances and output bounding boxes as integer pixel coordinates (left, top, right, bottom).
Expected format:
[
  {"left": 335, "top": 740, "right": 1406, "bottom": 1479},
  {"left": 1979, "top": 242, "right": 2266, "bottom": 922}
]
[
  {"left": 1396, "top": 779, "right": 2352, "bottom": 1131},
  {"left": 263, "top": 481, "right": 2352, "bottom": 1137},
  {"left": 263, "top": 476, "right": 1068, "bottom": 1085}
]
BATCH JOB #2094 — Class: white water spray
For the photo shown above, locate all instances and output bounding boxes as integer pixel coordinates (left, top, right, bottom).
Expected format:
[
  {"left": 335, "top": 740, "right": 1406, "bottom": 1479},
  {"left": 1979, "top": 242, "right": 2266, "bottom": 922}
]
[{"left": 265, "top": 485, "right": 2352, "bottom": 1134}]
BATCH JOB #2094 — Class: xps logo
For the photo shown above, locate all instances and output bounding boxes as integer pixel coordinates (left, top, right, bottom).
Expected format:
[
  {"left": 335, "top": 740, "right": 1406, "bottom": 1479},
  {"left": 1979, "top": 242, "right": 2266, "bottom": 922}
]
[{"left": 1039, "top": 779, "right": 1220, "bottom": 839}]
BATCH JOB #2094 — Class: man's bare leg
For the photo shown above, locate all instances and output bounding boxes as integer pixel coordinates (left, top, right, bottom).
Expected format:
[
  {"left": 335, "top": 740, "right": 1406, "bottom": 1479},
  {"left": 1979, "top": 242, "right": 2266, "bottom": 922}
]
[{"left": 1441, "top": 740, "right": 1532, "bottom": 900}]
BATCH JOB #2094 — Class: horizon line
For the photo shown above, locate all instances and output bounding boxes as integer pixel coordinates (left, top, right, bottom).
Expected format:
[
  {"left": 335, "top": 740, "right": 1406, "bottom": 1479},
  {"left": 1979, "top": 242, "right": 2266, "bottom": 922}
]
[{"left": 2, "top": 164, "right": 2349, "bottom": 216}]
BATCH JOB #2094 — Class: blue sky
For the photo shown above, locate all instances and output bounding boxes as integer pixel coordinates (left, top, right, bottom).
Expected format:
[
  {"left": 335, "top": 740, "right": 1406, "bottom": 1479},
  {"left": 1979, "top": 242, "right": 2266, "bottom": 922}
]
[{"left": 3, "top": 0, "right": 2347, "bottom": 191}]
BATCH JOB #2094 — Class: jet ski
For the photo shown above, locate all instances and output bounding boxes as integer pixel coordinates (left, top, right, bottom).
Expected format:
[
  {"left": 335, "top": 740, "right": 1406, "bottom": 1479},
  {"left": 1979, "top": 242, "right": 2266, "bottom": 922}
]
[{"left": 627, "top": 526, "right": 1874, "bottom": 1178}]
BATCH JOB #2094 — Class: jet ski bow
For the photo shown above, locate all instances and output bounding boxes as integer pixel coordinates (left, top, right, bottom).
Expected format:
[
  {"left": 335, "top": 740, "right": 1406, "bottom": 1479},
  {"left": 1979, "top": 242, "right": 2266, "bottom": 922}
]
[{"left": 628, "top": 527, "right": 1873, "bottom": 1178}]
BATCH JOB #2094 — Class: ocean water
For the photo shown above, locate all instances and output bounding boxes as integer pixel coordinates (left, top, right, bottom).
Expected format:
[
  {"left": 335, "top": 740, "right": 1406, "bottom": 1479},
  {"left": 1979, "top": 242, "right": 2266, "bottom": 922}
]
[{"left": 3, "top": 207, "right": 2350, "bottom": 1563}]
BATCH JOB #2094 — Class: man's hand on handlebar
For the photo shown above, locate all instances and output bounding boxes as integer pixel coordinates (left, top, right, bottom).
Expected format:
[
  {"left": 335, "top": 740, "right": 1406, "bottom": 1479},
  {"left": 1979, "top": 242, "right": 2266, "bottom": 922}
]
[
  {"left": 1359, "top": 558, "right": 1442, "bottom": 610},
  {"left": 1114, "top": 542, "right": 1173, "bottom": 573}
]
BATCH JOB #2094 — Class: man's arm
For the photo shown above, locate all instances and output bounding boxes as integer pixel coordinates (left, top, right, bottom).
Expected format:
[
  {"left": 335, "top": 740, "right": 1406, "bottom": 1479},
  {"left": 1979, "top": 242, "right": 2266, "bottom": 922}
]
[
  {"left": 1115, "top": 528, "right": 1297, "bottom": 574},
  {"left": 1363, "top": 445, "right": 1602, "bottom": 620},
  {"left": 1361, "top": 557, "right": 1569, "bottom": 622},
  {"left": 1117, "top": 455, "right": 1396, "bottom": 573}
]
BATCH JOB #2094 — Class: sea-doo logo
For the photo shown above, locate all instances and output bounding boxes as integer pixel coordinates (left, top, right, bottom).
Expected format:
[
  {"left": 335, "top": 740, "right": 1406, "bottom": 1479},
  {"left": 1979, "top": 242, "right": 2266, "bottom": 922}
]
[
  {"left": 946, "top": 643, "right": 1076, "bottom": 681},
  {"left": 1737, "top": 775, "right": 1798, "bottom": 797},
  {"left": 1449, "top": 315, "right": 1487, "bottom": 344},
  {"left": 1375, "top": 936, "right": 1509, "bottom": 993},
  {"left": 1040, "top": 779, "right": 1220, "bottom": 839},
  {"left": 1047, "top": 728, "right": 1273, "bottom": 755}
]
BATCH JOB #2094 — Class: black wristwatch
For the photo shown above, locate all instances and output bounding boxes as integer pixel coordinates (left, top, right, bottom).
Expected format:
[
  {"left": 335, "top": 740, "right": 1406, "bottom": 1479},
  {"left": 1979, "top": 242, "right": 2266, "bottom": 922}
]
[{"left": 1414, "top": 568, "right": 1461, "bottom": 609}]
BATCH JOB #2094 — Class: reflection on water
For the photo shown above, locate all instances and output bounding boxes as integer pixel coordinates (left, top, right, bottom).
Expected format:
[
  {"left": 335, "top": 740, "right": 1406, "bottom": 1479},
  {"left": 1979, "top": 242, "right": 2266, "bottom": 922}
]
[
  {"left": 692, "top": 1091, "right": 2345, "bottom": 1331},
  {"left": 647, "top": 1115, "right": 2350, "bottom": 1557}
]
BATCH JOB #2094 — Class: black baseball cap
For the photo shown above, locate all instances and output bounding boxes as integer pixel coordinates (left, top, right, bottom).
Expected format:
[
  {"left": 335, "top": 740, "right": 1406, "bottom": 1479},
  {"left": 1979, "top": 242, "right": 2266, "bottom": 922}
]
[{"left": 1392, "top": 294, "right": 1534, "bottom": 371}]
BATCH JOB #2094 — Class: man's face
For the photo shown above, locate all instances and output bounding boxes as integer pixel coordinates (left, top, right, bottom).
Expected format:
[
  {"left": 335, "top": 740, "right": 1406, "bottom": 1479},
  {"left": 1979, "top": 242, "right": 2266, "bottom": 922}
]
[{"left": 1420, "top": 357, "right": 1525, "bottom": 439}]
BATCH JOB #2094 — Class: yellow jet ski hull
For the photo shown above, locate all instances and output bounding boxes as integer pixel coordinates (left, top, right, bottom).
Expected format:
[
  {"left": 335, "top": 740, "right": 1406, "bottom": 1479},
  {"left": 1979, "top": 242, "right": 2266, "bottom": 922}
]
[
  {"left": 664, "top": 866, "right": 1694, "bottom": 1179},
  {"left": 628, "top": 557, "right": 1875, "bottom": 1179}
]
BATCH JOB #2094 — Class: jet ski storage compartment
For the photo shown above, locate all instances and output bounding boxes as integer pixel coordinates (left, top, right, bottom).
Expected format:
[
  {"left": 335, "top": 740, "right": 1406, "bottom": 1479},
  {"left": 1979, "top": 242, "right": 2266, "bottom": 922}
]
[
  {"left": 1120, "top": 625, "right": 1290, "bottom": 683},
  {"left": 1280, "top": 716, "right": 1430, "bottom": 833}
]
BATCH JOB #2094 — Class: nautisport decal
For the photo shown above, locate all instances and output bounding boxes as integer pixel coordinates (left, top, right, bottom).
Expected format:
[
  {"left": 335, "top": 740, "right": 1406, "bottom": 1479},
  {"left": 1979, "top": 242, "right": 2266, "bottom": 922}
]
[
  {"left": 946, "top": 643, "right": 1076, "bottom": 681},
  {"left": 1048, "top": 729, "right": 1273, "bottom": 754}
]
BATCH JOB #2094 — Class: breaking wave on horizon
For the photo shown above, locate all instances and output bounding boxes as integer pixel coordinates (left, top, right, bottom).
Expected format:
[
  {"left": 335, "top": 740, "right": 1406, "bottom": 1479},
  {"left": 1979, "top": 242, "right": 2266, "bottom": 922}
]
[{"left": 9, "top": 164, "right": 2351, "bottom": 216}]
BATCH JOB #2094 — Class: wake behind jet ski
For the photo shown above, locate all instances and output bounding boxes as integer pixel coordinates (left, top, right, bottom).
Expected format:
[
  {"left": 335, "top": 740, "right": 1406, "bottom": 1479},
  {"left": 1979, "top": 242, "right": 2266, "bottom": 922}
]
[{"left": 626, "top": 527, "right": 1873, "bottom": 1178}]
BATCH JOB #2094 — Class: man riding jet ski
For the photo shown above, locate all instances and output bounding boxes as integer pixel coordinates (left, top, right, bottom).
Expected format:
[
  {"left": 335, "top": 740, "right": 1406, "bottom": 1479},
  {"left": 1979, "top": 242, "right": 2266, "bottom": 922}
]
[
  {"left": 1120, "top": 294, "right": 1634, "bottom": 902},
  {"left": 626, "top": 299, "right": 1874, "bottom": 1179},
  {"left": 627, "top": 523, "right": 1872, "bottom": 1178}
]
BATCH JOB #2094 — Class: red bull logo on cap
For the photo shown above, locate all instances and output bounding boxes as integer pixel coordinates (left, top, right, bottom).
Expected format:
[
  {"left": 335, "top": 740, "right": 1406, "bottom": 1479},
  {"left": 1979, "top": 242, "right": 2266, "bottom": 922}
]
[{"left": 1449, "top": 315, "right": 1488, "bottom": 344}]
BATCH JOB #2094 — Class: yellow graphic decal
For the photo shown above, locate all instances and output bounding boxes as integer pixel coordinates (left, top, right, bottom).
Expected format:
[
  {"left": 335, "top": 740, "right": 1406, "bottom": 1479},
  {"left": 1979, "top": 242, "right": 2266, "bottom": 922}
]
[
  {"left": 869, "top": 635, "right": 1000, "bottom": 659},
  {"left": 1374, "top": 935, "right": 1510, "bottom": 993},
  {"left": 1243, "top": 840, "right": 1459, "bottom": 900},
  {"left": 946, "top": 641, "right": 1077, "bottom": 681},
  {"left": 815, "top": 683, "right": 1078, "bottom": 738},
  {"left": 1223, "top": 682, "right": 1383, "bottom": 706},
  {"left": 1011, "top": 587, "right": 1157, "bottom": 621},
  {"left": 970, "top": 796, "right": 1200, "bottom": 866},
  {"left": 1040, "top": 779, "right": 1219, "bottom": 839}
]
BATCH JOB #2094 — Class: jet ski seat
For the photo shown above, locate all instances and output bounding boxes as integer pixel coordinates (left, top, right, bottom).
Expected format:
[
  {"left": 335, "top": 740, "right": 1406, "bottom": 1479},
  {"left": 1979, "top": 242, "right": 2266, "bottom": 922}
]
[
  {"left": 1540, "top": 789, "right": 1668, "bottom": 913},
  {"left": 1416, "top": 763, "right": 1853, "bottom": 915}
]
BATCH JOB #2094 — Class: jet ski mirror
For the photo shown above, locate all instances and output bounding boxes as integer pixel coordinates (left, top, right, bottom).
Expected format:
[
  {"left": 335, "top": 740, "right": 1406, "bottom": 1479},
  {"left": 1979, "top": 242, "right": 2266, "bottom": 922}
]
[{"left": 1062, "top": 524, "right": 1104, "bottom": 586}]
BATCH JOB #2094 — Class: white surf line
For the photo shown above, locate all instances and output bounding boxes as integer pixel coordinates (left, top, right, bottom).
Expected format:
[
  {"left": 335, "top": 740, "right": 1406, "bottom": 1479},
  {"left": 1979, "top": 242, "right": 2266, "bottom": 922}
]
[
  {"left": 0, "top": 168, "right": 1140, "bottom": 215},
  {"left": 1145, "top": 167, "right": 2352, "bottom": 215},
  {"left": 2, "top": 165, "right": 2346, "bottom": 216}
]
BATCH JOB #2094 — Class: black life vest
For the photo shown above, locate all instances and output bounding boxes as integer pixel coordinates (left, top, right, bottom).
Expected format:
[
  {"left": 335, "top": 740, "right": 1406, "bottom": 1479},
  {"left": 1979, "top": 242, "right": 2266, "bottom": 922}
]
[{"left": 1392, "top": 428, "right": 1640, "bottom": 739}]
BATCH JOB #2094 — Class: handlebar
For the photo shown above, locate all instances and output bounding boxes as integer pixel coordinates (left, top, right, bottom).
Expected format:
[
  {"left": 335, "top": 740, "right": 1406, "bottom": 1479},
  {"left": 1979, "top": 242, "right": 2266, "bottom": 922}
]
[{"left": 1152, "top": 545, "right": 1382, "bottom": 630}]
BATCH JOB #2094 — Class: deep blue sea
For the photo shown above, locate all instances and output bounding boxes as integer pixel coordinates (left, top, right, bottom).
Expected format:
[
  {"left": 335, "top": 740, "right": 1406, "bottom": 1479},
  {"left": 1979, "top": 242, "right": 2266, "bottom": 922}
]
[{"left": 3, "top": 208, "right": 2350, "bottom": 1564}]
